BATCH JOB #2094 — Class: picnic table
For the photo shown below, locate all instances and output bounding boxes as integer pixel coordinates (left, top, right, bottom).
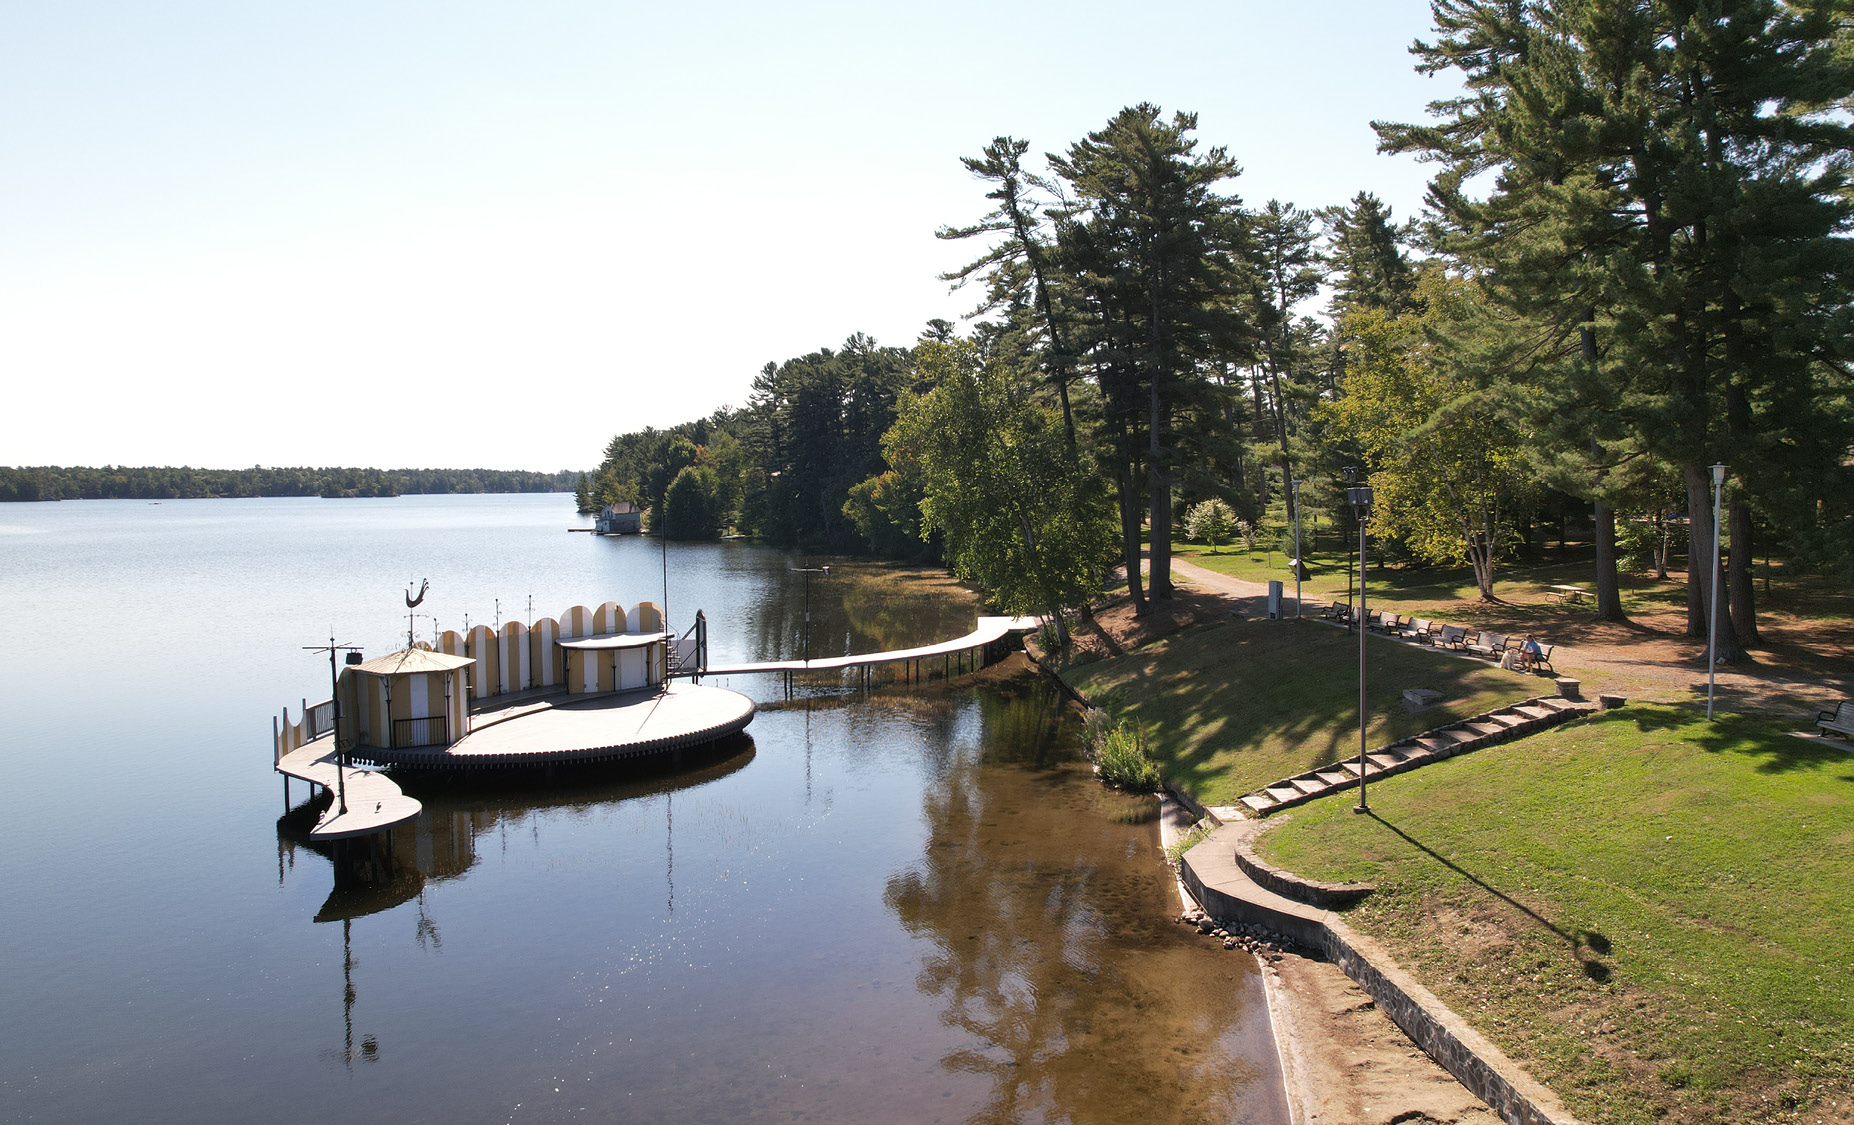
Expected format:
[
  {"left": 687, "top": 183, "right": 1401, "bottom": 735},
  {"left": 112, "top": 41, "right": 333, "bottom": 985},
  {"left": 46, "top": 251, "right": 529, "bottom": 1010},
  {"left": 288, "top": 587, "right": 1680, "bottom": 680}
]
[{"left": 1546, "top": 584, "right": 1593, "bottom": 604}]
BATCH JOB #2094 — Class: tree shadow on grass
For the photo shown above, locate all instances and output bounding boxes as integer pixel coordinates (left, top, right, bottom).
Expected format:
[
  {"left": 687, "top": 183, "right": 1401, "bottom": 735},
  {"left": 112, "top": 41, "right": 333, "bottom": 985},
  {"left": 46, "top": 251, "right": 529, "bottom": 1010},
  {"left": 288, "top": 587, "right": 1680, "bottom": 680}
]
[
  {"left": 1599, "top": 706, "right": 1854, "bottom": 779},
  {"left": 1367, "top": 811, "right": 1613, "bottom": 981}
]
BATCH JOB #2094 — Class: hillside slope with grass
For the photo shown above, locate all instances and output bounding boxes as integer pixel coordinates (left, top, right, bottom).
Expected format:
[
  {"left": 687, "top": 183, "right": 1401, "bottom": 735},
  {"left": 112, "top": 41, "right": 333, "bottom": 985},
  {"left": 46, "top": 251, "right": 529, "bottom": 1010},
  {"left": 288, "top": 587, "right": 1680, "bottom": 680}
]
[
  {"left": 1065, "top": 616, "right": 1540, "bottom": 804},
  {"left": 1256, "top": 705, "right": 1854, "bottom": 1125}
]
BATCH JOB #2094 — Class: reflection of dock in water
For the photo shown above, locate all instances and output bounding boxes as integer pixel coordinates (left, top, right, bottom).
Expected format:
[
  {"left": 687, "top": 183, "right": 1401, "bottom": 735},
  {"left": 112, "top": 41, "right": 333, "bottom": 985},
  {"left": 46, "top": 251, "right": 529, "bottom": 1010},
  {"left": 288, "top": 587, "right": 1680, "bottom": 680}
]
[{"left": 279, "top": 740, "right": 758, "bottom": 917}]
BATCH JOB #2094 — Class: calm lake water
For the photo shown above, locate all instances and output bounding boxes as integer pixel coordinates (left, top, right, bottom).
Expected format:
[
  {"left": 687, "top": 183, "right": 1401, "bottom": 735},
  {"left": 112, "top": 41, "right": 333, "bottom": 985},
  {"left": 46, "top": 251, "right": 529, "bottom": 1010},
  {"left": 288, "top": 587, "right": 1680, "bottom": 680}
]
[{"left": 0, "top": 494, "right": 1284, "bottom": 1124}]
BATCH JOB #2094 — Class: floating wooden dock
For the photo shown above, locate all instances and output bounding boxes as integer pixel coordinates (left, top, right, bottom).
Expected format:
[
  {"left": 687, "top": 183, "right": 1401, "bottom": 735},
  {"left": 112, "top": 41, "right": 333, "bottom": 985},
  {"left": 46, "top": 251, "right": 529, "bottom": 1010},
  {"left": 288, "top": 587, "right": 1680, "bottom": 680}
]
[
  {"left": 691, "top": 615, "right": 1039, "bottom": 683},
  {"left": 351, "top": 680, "right": 756, "bottom": 769},
  {"left": 276, "top": 740, "right": 423, "bottom": 840}
]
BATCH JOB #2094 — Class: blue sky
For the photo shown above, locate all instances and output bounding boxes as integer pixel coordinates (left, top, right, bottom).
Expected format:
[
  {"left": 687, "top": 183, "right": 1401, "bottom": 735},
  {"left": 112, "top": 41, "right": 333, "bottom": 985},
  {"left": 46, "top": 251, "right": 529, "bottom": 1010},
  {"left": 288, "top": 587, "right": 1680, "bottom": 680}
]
[{"left": 2, "top": 2, "right": 1461, "bottom": 472}]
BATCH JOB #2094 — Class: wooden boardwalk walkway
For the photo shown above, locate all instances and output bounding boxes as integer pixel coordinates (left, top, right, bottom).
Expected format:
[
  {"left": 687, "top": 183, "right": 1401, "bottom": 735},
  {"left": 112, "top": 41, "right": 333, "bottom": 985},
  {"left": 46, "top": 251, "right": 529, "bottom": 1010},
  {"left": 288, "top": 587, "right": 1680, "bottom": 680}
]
[
  {"left": 275, "top": 741, "right": 422, "bottom": 840},
  {"left": 693, "top": 615, "right": 1039, "bottom": 679}
]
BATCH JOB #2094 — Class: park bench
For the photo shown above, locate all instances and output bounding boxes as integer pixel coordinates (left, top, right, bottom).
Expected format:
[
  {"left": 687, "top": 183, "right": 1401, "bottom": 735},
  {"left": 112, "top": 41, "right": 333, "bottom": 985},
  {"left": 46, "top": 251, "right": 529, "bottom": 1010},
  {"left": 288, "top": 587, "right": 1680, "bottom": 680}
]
[
  {"left": 1816, "top": 700, "right": 1854, "bottom": 739},
  {"left": 1436, "top": 625, "right": 1468, "bottom": 651},
  {"left": 1370, "top": 611, "right": 1400, "bottom": 633},
  {"left": 1546, "top": 584, "right": 1593, "bottom": 604},
  {"left": 1398, "top": 617, "right": 1436, "bottom": 643},
  {"left": 1465, "top": 631, "right": 1509, "bottom": 660},
  {"left": 1321, "top": 602, "right": 1351, "bottom": 622},
  {"left": 1529, "top": 643, "right": 1556, "bottom": 674}
]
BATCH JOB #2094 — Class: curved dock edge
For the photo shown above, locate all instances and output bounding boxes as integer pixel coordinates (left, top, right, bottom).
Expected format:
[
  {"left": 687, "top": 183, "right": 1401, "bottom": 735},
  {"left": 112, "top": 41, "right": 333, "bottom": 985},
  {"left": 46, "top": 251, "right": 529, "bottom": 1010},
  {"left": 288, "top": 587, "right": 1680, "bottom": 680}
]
[{"left": 276, "top": 739, "right": 422, "bottom": 840}]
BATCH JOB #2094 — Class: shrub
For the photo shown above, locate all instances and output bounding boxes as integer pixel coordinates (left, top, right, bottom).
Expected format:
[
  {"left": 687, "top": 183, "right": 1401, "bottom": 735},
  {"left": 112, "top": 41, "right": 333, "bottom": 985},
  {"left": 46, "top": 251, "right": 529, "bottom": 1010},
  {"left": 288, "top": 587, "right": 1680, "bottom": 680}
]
[{"left": 1082, "top": 709, "right": 1162, "bottom": 791}]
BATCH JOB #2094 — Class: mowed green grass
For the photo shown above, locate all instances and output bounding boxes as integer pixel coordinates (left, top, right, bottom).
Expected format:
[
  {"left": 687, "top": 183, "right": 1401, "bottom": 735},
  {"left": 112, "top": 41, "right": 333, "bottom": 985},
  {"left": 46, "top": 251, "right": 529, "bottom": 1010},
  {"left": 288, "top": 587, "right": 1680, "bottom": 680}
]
[
  {"left": 1257, "top": 705, "right": 1854, "bottom": 1124},
  {"left": 1065, "top": 616, "right": 1540, "bottom": 804}
]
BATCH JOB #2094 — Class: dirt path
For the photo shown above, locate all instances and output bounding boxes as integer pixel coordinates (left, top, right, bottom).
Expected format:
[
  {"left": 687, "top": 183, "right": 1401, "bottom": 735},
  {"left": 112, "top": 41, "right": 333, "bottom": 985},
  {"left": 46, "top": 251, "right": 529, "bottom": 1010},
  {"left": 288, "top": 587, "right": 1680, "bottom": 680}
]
[{"left": 1169, "top": 556, "right": 1852, "bottom": 718}]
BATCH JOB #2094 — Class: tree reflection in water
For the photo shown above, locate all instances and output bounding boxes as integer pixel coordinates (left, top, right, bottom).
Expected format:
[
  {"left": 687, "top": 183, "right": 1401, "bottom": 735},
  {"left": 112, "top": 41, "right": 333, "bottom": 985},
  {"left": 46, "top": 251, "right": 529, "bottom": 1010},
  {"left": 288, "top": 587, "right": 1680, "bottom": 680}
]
[{"left": 885, "top": 673, "right": 1288, "bottom": 1124}]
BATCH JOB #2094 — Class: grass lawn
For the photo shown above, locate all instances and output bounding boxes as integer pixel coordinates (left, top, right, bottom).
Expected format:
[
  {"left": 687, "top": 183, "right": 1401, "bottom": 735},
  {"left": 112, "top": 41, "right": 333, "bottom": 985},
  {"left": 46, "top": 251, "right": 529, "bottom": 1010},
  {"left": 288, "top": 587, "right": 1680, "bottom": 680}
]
[
  {"left": 1256, "top": 704, "right": 1854, "bottom": 1125},
  {"left": 1064, "top": 616, "right": 1540, "bottom": 804}
]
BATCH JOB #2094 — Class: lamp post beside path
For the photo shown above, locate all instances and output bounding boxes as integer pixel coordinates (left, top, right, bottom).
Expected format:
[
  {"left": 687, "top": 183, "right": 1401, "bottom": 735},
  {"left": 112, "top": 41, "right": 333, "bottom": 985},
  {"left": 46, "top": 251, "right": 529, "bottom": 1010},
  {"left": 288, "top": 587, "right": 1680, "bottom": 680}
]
[
  {"left": 1347, "top": 485, "right": 1374, "bottom": 813},
  {"left": 792, "top": 564, "right": 831, "bottom": 665},
  {"left": 1291, "top": 478, "right": 1305, "bottom": 620},
  {"left": 1707, "top": 463, "right": 1727, "bottom": 721}
]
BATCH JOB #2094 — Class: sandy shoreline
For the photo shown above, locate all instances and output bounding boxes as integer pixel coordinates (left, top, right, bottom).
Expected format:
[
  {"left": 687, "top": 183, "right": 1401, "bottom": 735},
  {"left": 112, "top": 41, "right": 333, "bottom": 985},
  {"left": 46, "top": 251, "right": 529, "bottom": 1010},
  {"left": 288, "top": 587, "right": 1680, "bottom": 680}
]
[{"left": 1158, "top": 795, "right": 1496, "bottom": 1125}]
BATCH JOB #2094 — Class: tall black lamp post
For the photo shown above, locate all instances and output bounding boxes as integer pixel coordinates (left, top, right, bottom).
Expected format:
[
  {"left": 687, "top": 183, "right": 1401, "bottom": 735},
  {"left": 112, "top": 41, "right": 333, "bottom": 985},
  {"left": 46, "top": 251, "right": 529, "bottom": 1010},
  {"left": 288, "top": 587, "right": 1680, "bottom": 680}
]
[
  {"left": 791, "top": 564, "right": 830, "bottom": 664},
  {"left": 1347, "top": 485, "right": 1374, "bottom": 813},
  {"left": 1342, "top": 467, "right": 1360, "bottom": 631},
  {"left": 304, "top": 636, "right": 360, "bottom": 815}
]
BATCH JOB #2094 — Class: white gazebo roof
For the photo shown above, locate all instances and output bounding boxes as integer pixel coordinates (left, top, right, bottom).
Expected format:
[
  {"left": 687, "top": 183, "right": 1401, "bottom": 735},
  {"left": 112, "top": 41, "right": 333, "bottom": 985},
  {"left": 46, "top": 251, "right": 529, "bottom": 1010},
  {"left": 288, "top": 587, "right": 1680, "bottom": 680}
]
[
  {"left": 350, "top": 647, "right": 477, "bottom": 676},
  {"left": 557, "top": 632, "right": 669, "bottom": 651}
]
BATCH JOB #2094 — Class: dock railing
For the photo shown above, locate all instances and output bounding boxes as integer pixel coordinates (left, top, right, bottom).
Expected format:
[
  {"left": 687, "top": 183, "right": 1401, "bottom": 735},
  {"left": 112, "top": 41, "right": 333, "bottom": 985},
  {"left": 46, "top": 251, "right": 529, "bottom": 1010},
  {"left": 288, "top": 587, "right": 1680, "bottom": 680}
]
[
  {"left": 303, "top": 700, "right": 335, "bottom": 741},
  {"left": 671, "top": 611, "right": 707, "bottom": 677},
  {"left": 391, "top": 715, "right": 448, "bottom": 749},
  {"left": 275, "top": 697, "right": 336, "bottom": 765}
]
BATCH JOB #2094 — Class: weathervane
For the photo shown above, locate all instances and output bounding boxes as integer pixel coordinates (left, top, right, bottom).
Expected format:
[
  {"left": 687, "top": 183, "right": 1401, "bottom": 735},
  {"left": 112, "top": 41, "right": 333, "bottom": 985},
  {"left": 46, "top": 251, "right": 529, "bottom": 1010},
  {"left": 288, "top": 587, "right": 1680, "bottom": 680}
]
[{"left": 405, "top": 579, "right": 429, "bottom": 648}]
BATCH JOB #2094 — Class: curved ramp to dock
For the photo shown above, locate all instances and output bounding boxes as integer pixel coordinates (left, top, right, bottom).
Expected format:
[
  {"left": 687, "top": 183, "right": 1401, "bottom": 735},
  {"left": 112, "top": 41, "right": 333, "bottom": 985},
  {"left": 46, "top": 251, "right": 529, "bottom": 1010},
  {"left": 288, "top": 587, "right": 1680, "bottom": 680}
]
[
  {"left": 697, "top": 615, "right": 1040, "bottom": 677},
  {"left": 276, "top": 741, "right": 422, "bottom": 840}
]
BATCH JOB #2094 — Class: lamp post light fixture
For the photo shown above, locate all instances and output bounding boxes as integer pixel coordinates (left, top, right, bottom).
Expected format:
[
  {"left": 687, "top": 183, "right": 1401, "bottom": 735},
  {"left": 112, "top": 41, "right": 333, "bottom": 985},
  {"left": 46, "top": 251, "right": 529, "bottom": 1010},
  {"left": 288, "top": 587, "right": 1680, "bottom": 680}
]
[
  {"left": 1291, "top": 478, "right": 1305, "bottom": 620},
  {"left": 1346, "top": 485, "right": 1374, "bottom": 813},
  {"left": 1707, "top": 463, "right": 1727, "bottom": 720},
  {"left": 791, "top": 564, "right": 831, "bottom": 665},
  {"left": 303, "top": 636, "right": 360, "bottom": 816}
]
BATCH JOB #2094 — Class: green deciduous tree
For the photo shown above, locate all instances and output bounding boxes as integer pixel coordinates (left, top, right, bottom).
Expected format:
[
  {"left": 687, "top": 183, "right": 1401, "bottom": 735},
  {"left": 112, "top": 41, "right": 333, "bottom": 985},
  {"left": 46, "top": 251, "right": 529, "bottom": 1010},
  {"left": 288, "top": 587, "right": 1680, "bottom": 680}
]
[
  {"left": 1323, "top": 271, "right": 1534, "bottom": 599},
  {"left": 1184, "top": 497, "right": 1238, "bottom": 554},
  {"left": 885, "top": 340, "right": 1115, "bottom": 643}
]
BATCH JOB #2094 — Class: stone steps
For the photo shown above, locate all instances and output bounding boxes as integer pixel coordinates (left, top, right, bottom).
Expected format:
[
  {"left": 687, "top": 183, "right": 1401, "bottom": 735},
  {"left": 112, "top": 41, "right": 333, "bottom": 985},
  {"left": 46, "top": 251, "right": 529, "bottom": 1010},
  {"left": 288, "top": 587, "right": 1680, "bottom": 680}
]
[{"left": 1236, "top": 694, "right": 1596, "bottom": 818}]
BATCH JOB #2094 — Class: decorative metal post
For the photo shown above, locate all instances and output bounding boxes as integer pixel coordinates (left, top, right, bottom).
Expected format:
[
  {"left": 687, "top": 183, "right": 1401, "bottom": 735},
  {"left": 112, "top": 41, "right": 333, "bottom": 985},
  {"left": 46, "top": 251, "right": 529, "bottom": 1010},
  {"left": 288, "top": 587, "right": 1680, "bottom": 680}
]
[
  {"left": 304, "top": 636, "right": 360, "bottom": 815},
  {"left": 1707, "top": 463, "right": 1727, "bottom": 720},
  {"left": 1347, "top": 486, "right": 1374, "bottom": 813}
]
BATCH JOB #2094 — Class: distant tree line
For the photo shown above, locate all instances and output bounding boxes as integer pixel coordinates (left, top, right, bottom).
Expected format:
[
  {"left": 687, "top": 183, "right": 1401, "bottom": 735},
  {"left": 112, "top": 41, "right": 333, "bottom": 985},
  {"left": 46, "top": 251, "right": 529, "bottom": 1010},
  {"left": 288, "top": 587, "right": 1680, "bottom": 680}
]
[
  {"left": 589, "top": 5, "right": 1854, "bottom": 654},
  {"left": 0, "top": 464, "right": 580, "bottom": 502}
]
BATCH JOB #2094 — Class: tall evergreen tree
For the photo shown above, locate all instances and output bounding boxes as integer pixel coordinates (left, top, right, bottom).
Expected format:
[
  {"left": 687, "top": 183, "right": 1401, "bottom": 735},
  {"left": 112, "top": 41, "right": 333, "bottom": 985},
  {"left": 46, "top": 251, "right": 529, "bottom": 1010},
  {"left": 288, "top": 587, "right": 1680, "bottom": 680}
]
[
  {"left": 1381, "top": 0, "right": 1854, "bottom": 656},
  {"left": 1323, "top": 191, "right": 1417, "bottom": 321},
  {"left": 1050, "top": 105, "right": 1253, "bottom": 608}
]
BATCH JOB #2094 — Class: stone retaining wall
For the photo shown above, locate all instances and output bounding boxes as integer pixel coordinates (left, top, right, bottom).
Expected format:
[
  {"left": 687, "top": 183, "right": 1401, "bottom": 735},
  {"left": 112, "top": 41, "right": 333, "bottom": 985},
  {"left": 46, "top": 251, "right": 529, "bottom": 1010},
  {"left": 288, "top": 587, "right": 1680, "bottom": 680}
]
[
  {"left": 1233, "top": 825, "right": 1375, "bottom": 908},
  {"left": 1325, "top": 924, "right": 1582, "bottom": 1125},
  {"left": 1182, "top": 833, "right": 1584, "bottom": 1125}
]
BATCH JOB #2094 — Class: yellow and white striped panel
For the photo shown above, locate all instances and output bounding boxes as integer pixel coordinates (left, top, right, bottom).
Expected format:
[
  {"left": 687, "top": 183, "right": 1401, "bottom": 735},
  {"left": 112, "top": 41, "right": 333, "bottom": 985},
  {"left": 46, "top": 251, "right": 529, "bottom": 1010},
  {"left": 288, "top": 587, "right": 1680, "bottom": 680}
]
[
  {"left": 466, "top": 625, "right": 499, "bottom": 699},
  {"left": 498, "top": 621, "right": 530, "bottom": 694},
  {"left": 437, "top": 629, "right": 467, "bottom": 660},
  {"left": 632, "top": 602, "right": 664, "bottom": 634},
  {"left": 529, "top": 617, "right": 559, "bottom": 689},
  {"left": 558, "top": 605, "right": 592, "bottom": 639},
  {"left": 594, "top": 601, "right": 625, "bottom": 635}
]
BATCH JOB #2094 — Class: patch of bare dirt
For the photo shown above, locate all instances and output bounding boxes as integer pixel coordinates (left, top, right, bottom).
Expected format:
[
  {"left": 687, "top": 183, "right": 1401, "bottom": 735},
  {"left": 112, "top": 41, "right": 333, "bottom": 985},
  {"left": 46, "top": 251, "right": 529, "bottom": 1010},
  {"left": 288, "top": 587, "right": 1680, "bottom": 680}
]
[
  {"left": 1030, "top": 585, "right": 1245, "bottom": 667},
  {"left": 1270, "top": 953, "right": 1498, "bottom": 1125}
]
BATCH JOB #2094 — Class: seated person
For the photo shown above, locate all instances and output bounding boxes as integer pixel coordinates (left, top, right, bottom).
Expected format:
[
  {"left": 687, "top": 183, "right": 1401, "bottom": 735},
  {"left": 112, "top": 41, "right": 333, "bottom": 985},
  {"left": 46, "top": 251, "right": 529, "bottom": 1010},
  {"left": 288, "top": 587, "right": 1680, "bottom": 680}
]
[{"left": 1517, "top": 633, "right": 1542, "bottom": 671}]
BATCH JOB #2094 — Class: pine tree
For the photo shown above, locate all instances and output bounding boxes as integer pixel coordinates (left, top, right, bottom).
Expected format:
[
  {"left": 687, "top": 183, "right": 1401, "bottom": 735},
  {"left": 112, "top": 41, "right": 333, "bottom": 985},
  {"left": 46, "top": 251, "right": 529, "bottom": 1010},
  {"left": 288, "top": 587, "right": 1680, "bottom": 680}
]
[{"left": 1380, "top": 0, "right": 1854, "bottom": 655}]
